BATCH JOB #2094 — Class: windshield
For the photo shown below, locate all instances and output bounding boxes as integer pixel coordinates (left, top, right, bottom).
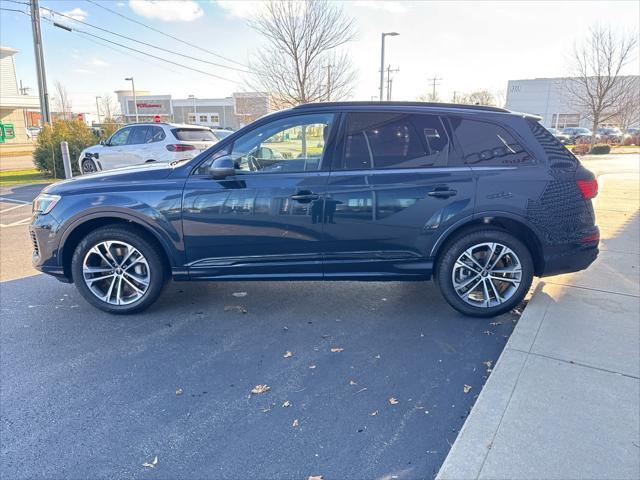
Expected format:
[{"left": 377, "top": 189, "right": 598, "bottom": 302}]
[{"left": 172, "top": 128, "right": 217, "bottom": 142}]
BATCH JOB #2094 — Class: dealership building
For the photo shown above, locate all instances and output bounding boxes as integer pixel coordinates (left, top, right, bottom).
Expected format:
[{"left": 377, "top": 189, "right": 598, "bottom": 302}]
[
  {"left": 115, "top": 91, "right": 269, "bottom": 130},
  {"left": 505, "top": 76, "right": 640, "bottom": 129}
]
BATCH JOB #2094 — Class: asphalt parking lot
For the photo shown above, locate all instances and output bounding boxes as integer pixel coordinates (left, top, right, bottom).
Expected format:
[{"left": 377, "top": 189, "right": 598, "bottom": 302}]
[
  {"left": 9, "top": 150, "right": 636, "bottom": 479},
  {"left": 0, "top": 179, "right": 521, "bottom": 479}
]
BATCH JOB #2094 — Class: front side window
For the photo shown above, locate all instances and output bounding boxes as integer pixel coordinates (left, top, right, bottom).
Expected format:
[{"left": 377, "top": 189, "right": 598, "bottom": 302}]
[
  {"left": 337, "top": 112, "right": 448, "bottom": 170},
  {"left": 108, "top": 127, "right": 131, "bottom": 146},
  {"left": 449, "top": 117, "right": 533, "bottom": 166},
  {"left": 229, "top": 113, "right": 334, "bottom": 174}
]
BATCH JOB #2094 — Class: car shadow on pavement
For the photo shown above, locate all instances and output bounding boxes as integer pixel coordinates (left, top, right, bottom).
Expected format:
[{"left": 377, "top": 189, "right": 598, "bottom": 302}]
[{"left": 1, "top": 275, "right": 517, "bottom": 480}]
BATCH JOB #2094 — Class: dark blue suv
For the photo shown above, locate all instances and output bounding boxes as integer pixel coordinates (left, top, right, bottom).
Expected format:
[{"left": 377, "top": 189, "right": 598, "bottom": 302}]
[{"left": 30, "top": 102, "right": 599, "bottom": 316}]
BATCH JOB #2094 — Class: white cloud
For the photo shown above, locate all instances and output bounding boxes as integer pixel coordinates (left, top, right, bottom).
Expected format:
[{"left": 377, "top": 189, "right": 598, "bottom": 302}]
[
  {"left": 73, "top": 68, "right": 92, "bottom": 75},
  {"left": 353, "top": 1, "right": 407, "bottom": 14},
  {"left": 89, "top": 58, "right": 109, "bottom": 67},
  {"left": 129, "top": 0, "right": 204, "bottom": 22},
  {"left": 62, "top": 7, "right": 88, "bottom": 21},
  {"left": 215, "top": 1, "right": 263, "bottom": 18}
]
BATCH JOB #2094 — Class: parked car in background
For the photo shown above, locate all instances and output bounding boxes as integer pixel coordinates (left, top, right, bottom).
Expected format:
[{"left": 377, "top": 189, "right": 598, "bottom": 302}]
[
  {"left": 624, "top": 127, "right": 640, "bottom": 145},
  {"left": 561, "top": 127, "right": 596, "bottom": 143},
  {"left": 78, "top": 123, "right": 220, "bottom": 173},
  {"left": 32, "top": 102, "right": 599, "bottom": 317},
  {"left": 547, "top": 127, "right": 571, "bottom": 144},
  {"left": 596, "top": 127, "right": 624, "bottom": 143},
  {"left": 25, "top": 126, "right": 41, "bottom": 138},
  {"left": 211, "top": 127, "right": 234, "bottom": 140}
]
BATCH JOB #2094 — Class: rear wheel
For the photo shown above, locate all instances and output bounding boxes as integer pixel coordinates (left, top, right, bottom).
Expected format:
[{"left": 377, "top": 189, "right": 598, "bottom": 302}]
[
  {"left": 436, "top": 229, "right": 533, "bottom": 317},
  {"left": 71, "top": 226, "right": 166, "bottom": 314}
]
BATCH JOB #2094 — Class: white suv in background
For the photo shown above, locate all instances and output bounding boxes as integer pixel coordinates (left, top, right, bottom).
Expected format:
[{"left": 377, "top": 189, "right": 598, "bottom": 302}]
[{"left": 78, "top": 123, "right": 226, "bottom": 173}]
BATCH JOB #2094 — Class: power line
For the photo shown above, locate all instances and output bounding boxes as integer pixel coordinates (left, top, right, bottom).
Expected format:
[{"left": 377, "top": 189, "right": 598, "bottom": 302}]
[
  {"left": 40, "top": 6, "right": 254, "bottom": 75},
  {"left": 85, "top": 0, "right": 250, "bottom": 69},
  {"left": 0, "top": 7, "right": 29, "bottom": 15},
  {"left": 42, "top": 17, "right": 242, "bottom": 85}
]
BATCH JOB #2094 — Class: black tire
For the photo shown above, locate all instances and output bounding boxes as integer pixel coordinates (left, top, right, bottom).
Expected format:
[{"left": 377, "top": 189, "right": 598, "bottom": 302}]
[
  {"left": 71, "top": 226, "right": 167, "bottom": 314},
  {"left": 81, "top": 157, "right": 98, "bottom": 174},
  {"left": 436, "top": 229, "right": 533, "bottom": 317}
]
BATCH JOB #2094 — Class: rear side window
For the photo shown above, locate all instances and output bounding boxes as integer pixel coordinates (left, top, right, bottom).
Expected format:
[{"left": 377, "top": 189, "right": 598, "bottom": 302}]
[
  {"left": 172, "top": 128, "right": 217, "bottom": 141},
  {"left": 528, "top": 119, "right": 579, "bottom": 169},
  {"left": 449, "top": 117, "right": 533, "bottom": 166},
  {"left": 149, "top": 126, "right": 166, "bottom": 143},
  {"left": 338, "top": 112, "right": 448, "bottom": 170}
]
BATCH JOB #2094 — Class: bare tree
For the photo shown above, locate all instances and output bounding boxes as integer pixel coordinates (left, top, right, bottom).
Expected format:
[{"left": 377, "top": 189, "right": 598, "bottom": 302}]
[
  {"left": 612, "top": 78, "right": 640, "bottom": 132},
  {"left": 565, "top": 25, "right": 638, "bottom": 145},
  {"left": 455, "top": 89, "right": 497, "bottom": 106},
  {"left": 100, "top": 93, "right": 120, "bottom": 122},
  {"left": 417, "top": 92, "right": 441, "bottom": 102},
  {"left": 53, "top": 81, "right": 73, "bottom": 120},
  {"left": 247, "top": 0, "right": 357, "bottom": 109}
]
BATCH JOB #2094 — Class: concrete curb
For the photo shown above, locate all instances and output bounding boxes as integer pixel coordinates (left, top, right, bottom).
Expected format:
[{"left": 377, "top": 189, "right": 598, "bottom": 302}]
[{"left": 436, "top": 281, "right": 550, "bottom": 479}]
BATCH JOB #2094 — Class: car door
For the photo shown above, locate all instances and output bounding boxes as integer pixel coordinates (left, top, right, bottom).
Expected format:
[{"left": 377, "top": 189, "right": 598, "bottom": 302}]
[
  {"left": 99, "top": 126, "right": 132, "bottom": 170},
  {"left": 323, "top": 111, "right": 475, "bottom": 278},
  {"left": 181, "top": 112, "right": 338, "bottom": 279},
  {"left": 126, "top": 125, "right": 152, "bottom": 165}
]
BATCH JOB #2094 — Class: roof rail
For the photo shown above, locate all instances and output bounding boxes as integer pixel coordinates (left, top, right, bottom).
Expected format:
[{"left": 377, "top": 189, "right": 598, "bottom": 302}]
[{"left": 293, "top": 101, "right": 510, "bottom": 113}]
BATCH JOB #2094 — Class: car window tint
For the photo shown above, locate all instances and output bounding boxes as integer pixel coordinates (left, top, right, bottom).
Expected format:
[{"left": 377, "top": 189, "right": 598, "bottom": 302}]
[
  {"left": 230, "top": 113, "right": 335, "bottom": 174},
  {"left": 172, "top": 128, "right": 217, "bottom": 141},
  {"left": 109, "top": 127, "right": 131, "bottom": 146},
  {"left": 148, "top": 126, "right": 165, "bottom": 143},
  {"left": 128, "top": 126, "right": 150, "bottom": 145},
  {"left": 449, "top": 117, "right": 533, "bottom": 165},
  {"left": 340, "top": 113, "right": 442, "bottom": 170}
]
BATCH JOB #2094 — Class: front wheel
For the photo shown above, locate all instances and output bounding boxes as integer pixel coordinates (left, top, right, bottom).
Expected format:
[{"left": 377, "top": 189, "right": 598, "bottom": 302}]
[
  {"left": 71, "top": 226, "right": 166, "bottom": 314},
  {"left": 81, "top": 157, "right": 98, "bottom": 174},
  {"left": 436, "top": 229, "right": 534, "bottom": 317}
]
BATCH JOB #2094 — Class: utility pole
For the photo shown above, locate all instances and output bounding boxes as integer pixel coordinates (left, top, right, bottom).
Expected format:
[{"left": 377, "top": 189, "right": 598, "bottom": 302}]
[
  {"left": 30, "top": 0, "right": 51, "bottom": 124},
  {"left": 95, "top": 96, "right": 102, "bottom": 124},
  {"left": 386, "top": 65, "right": 400, "bottom": 101},
  {"left": 325, "top": 64, "right": 333, "bottom": 101},
  {"left": 427, "top": 76, "right": 442, "bottom": 101}
]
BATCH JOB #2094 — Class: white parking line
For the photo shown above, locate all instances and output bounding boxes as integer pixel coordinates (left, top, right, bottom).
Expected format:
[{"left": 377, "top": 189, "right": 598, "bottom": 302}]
[
  {"left": 0, "top": 218, "right": 32, "bottom": 228},
  {"left": 0, "top": 203, "right": 31, "bottom": 214},
  {"left": 0, "top": 197, "right": 30, "bottom": 205}
]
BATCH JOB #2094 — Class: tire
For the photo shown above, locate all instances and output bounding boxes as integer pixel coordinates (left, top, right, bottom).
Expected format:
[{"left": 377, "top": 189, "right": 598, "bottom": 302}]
[
  {"left": 71, "top": 226, "right": 167, "bottom": 314},
  {"left": 81, "top": 157, "right": 98, "bottom": 174},
  {"left": 436, "top": 229, "right": 533, "bottom": 317}
]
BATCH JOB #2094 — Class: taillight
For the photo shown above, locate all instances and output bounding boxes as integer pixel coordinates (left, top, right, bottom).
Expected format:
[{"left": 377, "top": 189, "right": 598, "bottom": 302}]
[
  {"left": 576, "top": 178, "right": 598, "bottom": 199},
  {"left": 581, "top": 232, "right": 600, "bottom": 243},
  {"left": 166, "top": 144, "right": 196, "bottom": 152}
]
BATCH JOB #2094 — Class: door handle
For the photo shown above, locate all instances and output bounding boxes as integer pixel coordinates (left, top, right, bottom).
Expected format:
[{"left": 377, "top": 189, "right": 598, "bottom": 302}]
[
  {"left": 427, "top": 187, "right": 457, "bottom": 198},
  {"left": 290, "top": 191, "right": 320, "bottom": 203}
]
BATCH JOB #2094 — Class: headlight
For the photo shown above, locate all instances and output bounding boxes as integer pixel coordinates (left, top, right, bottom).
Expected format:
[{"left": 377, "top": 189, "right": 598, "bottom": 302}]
[{"left": 32, "top": 194, "right": 61, "bottom": 215}]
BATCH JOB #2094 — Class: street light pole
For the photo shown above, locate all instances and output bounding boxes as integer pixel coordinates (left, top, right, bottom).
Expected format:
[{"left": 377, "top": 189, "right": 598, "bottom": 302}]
[
  {"left": 379, "top": 32, "right": 399, "bottom": 101},
  {"left": 95, "top": 96, "right": 102, "bottom": 124},
  {"left": 30, "top": 0, "right": 51, "bottom": 124},
  {"left": 125, "top": 77, "right": 138, "bottom": 122}
]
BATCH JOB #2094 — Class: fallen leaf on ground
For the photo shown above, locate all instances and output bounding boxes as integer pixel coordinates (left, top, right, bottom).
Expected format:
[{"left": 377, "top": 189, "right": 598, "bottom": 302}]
[
  {"left": 355, "top": 387, "right": 368, "bottom": 394},
  {"left": 308, "top": 364, "right": 316, "bottom": 369},
  {"left": 308, "top": 476, "right": 324, "bottom": 480},
  {"left": 292, "top": 419, "right": 300, "bottom": 428},
  {"left": 483, "top": 360, "right": 493, "bottom": 368},
  {"left": 349, "top": 379, "right": 358, "bottom": 386},
  {"left": 482, "top": 330, "right": 494, "bottom": 336},
  {"left": 224, "top": 305, "right": 248, "bottom": 314},
  {"left": 175, "top": 388, "right": 183, "bottom": 396},
  {"left": 251, "top": 384, "right": 270, "bottom": 395},
  {"left": 374, "top": 354, "right": 381, "bottom": 359},
  {"left": 232, "top": 292, "right": 247, "bottom": 297},
  {"left": 330, "top": 347, "right": 344, "bottom": 353},
  {"left": 142, "top": 456, "right": 158, "bottom": 468},
  {"left": 388, "top": 397, "right": 399, "bottom": 405},
  {"left": 262, "top": 407, "right": 272, "bottom": 413},
  {"left": 283, "top": 351, "right": 293, "bottom": 358},
  {"left": 282, "top": 400, "right": 291, "bottom": 408},
  {"left": 463, "top": 384, "right": 472, "bottom": 393},
  {"left": 369, "top": 410, "right": 378, "bottom": 416}
]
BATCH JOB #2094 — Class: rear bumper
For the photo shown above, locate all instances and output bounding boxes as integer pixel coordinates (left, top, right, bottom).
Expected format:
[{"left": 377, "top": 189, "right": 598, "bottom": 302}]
[{"left": 539, "top": 234, "right": 599, "bottom": 277}]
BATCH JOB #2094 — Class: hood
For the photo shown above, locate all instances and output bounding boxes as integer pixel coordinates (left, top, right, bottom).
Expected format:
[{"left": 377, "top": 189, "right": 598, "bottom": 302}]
[{"left": 43, "top": 162, "right": 175, "bottom": 195}]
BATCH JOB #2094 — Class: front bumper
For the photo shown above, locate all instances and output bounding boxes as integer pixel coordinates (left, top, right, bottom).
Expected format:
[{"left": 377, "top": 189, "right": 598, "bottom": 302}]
[{"left": 30, "top": 213, "right": 69, "bottom": 282}]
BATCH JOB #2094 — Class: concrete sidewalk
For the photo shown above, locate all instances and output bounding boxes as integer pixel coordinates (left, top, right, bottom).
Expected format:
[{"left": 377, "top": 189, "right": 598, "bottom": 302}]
[{"left": 438, "top": 174, "right": 640, "bottom": 480}]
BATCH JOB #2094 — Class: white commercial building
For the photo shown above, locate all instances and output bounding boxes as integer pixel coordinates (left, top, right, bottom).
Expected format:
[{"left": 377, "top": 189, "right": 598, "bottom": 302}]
[{"left": 505, "top": 76, "right": 639, "bottom": 129}]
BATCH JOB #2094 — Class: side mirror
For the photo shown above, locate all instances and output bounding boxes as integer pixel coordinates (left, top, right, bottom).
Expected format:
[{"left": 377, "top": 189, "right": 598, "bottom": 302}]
[
  {"left": 99, "top": 140, "right": 106, "bottom": 146},
  {"left": 209, "top": 156, "right": 235, "bottom": 179}
]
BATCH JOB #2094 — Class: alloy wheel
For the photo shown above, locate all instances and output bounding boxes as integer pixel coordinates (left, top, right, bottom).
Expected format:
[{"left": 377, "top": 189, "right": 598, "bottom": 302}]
[
  {"left": 82, "top": 240, "right": 150, "bottom": 305},
  {"left": 451, "top": 242, "right": 522, "bottom": 308}
]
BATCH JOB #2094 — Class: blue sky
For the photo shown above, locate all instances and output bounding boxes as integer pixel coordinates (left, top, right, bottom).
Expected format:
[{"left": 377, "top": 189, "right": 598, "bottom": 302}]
[{"left": 1, "top": 0, "right": 638, "bottom": 114}]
